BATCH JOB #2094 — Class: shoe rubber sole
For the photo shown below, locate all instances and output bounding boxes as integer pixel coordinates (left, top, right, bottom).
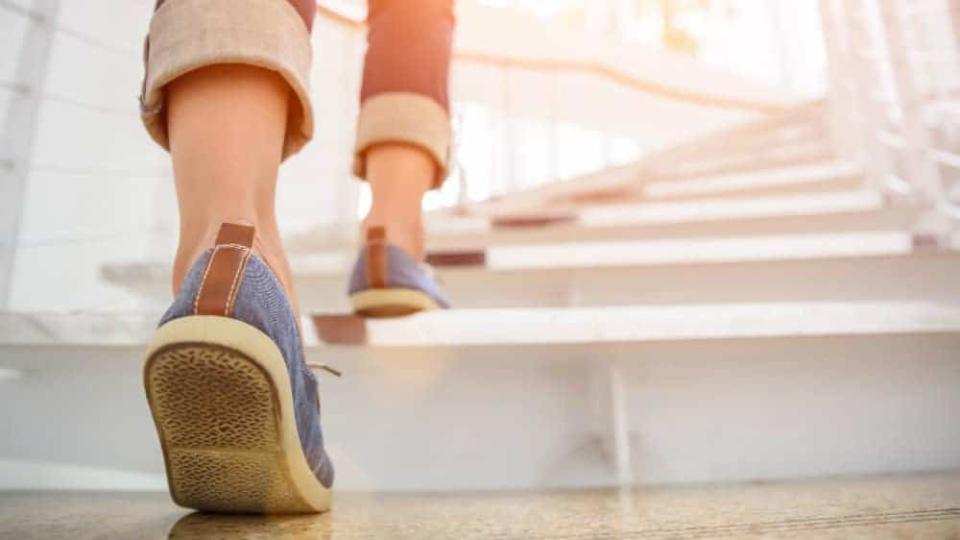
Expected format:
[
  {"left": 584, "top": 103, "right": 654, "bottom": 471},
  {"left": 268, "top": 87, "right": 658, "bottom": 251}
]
[
  {"left": 350, "top": 288, "right": 441, "bottom": 318},
  {"left": 144, "top": 316, "right": 331, "bottom": 514}
]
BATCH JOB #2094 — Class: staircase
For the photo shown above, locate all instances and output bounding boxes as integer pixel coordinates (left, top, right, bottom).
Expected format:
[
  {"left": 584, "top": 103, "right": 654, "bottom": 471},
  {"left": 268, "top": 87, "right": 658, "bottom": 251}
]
[{"left": 3, "top": 103, "right": 959, "bottom": 493}]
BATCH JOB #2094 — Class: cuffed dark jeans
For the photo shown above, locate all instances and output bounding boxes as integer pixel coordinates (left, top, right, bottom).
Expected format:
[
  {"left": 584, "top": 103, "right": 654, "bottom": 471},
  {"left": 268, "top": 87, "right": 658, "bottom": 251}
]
[{"left": 141, "top": 0, "right": 454, "bottom": 186}]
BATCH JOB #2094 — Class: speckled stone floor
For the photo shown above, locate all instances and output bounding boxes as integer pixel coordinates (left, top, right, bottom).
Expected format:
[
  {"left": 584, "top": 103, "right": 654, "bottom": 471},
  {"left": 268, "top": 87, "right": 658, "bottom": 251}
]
[{"left": 2, "top": 472, "right": 959, "bottom": 539}]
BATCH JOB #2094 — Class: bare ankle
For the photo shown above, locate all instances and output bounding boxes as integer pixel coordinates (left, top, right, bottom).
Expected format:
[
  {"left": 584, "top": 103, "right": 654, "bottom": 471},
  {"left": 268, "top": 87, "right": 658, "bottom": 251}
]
[
  {"left": 171, "top": 219, "right": 298, "bottom": 315},
  {"left": 361, "top": 143, "right": 435, "bottom": 261},
  {"left": 172, "top": 216, "right": 252, "bottom": 293},
  {"left": 361, "top": 216, "right": 425, "bottom": 261}
]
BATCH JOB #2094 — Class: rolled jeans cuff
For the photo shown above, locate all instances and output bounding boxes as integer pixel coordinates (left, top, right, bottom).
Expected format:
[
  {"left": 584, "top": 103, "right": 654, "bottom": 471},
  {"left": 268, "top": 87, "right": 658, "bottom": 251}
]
[
  {"left": 353, "top": 92, "right": 452, "bottom": 189},
  {"left": 140, "top": 0, "right": 314, "bottom": 160}
]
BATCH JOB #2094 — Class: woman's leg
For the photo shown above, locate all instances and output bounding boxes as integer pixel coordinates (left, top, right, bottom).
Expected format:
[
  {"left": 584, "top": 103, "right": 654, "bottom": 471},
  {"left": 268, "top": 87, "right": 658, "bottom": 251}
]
[
  {"left": 363, "top": 145, "right": 434, "bottom": 261},
  {"left": 355, "top": 0, "right": 455, "bottom": 261},
  {"left": 140, "top": 0, "right": 317, "bottom": 306},
  {"left": 166, "top": 64, "right": 296, "bottom": 305},
  {"left": 139, "top": 3, "right": 335, "bottom": 514}
]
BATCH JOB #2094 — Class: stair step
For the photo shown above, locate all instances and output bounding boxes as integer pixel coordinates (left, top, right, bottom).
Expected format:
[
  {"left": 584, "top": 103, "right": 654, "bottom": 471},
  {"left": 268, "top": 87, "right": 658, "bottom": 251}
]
[
  {"left": 641, "top": 161, "right": 862, "bottom": 200},
  {"left": 2, "top": 304, "right": 959, "bottom": 491},
  {"left": 3, "top": 301, "right": 959, "bottom": 351},
  {"left": 434, "top": 250, "right": 959, "bottom": 308},
  {"left": 483, "top": 231, "right": 910, "bottom": 269},
  {"left": 643, "top": 137, "right": 832, "bottom": 173},
  {"left": 645, "top": 141, "right": 835, "bottom": 182},
  {"left": 578, "top": 190, "right": 886, "bottom": 228},
  {"left": 281, "top": 231, "right": 914, "bottom": 277},
  {"left": 442, "top": 150, "right": 840, "bottom": 222},
  {"left": 460, "top": 207, "right": 911, "bottom": 247},
  {"left": 308, "top": 301, "right": 960, "bottom": 347},
  {"left": 287, "top": 190, "right": 906, "bottom": 252},
  {"left": 102, "top": 240, "right": 959, "bottom": 311}
]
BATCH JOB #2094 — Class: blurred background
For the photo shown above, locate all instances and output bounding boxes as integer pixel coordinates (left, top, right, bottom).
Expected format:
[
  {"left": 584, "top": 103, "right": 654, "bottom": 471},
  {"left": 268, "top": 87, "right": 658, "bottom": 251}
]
[
  {"left": 1, "top": 0, "right": 833, "bottom": 312},
  {"left": 1, "top": 0, "right": 959, "bottom": 494}
]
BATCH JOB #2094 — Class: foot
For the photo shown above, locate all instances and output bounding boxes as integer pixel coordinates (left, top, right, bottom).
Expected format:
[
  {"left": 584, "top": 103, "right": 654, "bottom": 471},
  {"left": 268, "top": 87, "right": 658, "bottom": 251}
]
[
  {"left": 361, "top": 142, "right": 435, "bottom": 263},
  {"left": 347, "top": 226, "right": 451, "bottom": 317},
  {"left": 173, "top": 220, "right": 300, "bottom": 316},
  {"left": 360, "top": 216, "right": 424, "bottom": 262},
  {"left": 145, "top": 222, "right": 333, "bottom": 513}
]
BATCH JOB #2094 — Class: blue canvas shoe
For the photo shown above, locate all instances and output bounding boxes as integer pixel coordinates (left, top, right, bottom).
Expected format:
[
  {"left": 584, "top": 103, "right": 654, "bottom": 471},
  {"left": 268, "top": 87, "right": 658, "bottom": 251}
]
[
  {"left": 143, "top": 223, "right": 333, "bottom": 514},
  {"left": 348, "top": 226, "right": 451, "bottom": 317}
]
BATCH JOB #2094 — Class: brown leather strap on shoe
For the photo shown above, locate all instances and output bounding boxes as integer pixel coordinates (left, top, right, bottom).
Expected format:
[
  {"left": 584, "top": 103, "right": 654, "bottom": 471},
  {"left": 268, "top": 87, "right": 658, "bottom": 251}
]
[
  {"left": 365, "top": 226, "right": 388, "bottom": 289},
  {"left": 194, "top": 223, "right": 256, "bottom": 316}
]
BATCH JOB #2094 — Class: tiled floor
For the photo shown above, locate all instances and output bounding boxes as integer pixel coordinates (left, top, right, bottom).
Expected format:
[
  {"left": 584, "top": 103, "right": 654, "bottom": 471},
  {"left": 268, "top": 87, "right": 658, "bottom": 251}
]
[{"left": 2, "top": 472, "right": 959, "bottom": 539}]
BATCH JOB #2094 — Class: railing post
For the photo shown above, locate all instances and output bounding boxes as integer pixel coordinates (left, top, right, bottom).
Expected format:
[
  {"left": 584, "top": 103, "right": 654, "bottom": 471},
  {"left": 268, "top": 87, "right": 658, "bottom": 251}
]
[
  {"left": 591, "top": 357, "right": 634, "bottom": 486},
  {"left": 877, "top": 0, "right": 949, "bottom": 239},
  {"left": 768, "top": 0, "right": 793, "bottom": 89},
  {"left": 548, "top": 67, "right": 559, "bottom": 182},
  {"left": 501, "top": 65, "right": 516, "bottom": 193},
  {"left": 818, "top": 0, "right": 859, "bottom": 162},
  {"left": 0, "top": 0, "right": 62, "bottom": 309},
  {"left": 339, "top": 25, "right": 362, "bottom": 226},
  {"left": 828, "top": 0, "right": 896, "bottom": 194}
]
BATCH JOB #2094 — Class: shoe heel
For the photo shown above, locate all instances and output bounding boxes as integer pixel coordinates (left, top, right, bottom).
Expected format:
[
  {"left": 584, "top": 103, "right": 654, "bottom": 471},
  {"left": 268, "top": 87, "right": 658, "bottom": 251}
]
[
  {"left": 144, "top": 316, "right": 331, "bottom": 514},
  {"left": 350, "top": 288, "right": 441, "bottom": 317}
]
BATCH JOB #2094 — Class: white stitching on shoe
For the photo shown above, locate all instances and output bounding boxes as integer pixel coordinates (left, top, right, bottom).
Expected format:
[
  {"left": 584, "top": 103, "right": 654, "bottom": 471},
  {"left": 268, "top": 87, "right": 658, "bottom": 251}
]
[
  {"left": 192, "top": 245, "right": 220, "bottom": 315},
  {"left": 193, "top": 244, "right": 252, "bottom": 316},
  {"left": 219, "top": 243, "right": 252, "bottom": 251},
  {"left": 224, "top": 246, "right": 252, "bottom": 316}
]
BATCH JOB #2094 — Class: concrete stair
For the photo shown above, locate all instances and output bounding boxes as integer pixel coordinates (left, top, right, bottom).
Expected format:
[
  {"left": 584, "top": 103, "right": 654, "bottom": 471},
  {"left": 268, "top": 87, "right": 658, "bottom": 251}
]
[
  {"left": 280, "top": 164, "right": 901, "bottom": 251},
  {"left": 639, "top": 161, "right": 864, "bottom": 201},
  {"left": 101, "top": 158, "right": 933, "bottom": 312},
  {"left": 102, "top": 231, "right": 958, "bottom": 311},
  {"left": 4, "top": 105, "right": 959, "bottom": 493},
  {"left": 2, "top": 301, "right": 959, "bottom": 491}
]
